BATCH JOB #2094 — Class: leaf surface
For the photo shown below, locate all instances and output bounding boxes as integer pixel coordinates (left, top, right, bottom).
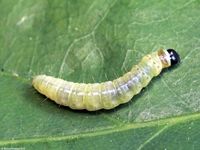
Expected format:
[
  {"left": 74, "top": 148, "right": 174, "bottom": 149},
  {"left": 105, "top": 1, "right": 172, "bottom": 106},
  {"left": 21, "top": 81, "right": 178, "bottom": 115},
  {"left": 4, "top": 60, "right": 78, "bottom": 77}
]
[{"left": 0, "top": 0, "right": 200, "bottom": 149}]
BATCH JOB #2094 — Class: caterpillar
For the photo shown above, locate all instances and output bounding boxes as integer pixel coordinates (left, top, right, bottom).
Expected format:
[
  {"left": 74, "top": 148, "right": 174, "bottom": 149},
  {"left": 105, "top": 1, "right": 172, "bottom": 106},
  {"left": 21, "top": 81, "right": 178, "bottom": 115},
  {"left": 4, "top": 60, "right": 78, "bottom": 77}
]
[{"left": 32, "top": 48, "right": 180, "bottom": 111}]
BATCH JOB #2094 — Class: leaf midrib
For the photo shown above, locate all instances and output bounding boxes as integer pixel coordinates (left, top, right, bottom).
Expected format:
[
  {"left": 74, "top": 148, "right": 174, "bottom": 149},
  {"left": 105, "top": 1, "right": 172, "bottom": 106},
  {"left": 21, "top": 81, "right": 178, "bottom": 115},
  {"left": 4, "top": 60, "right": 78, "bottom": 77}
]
[{"left": 1, "top": 109, "right": 199, "bottom": 146}]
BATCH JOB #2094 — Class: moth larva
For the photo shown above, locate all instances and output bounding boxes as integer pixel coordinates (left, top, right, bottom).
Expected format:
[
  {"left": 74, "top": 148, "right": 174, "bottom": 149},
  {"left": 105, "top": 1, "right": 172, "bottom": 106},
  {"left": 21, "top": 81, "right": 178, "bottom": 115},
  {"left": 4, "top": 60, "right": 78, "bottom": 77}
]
[{"left": 32, "top": 49, "right": 180, "bottom": 111}]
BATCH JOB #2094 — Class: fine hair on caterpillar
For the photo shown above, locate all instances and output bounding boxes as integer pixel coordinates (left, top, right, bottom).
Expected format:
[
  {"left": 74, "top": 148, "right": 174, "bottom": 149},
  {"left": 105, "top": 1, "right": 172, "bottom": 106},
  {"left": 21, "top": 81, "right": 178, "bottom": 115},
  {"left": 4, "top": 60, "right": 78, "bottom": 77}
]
[{"left": 32, "top": 48, "right": 180, "bottom": 111}]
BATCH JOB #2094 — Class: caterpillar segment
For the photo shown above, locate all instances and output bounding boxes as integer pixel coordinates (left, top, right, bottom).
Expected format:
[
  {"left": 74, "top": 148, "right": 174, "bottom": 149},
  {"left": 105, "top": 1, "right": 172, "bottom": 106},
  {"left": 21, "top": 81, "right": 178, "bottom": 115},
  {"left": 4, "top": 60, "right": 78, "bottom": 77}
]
[{"left": 32, "top": 49, "right": 180, "bottom": 111}]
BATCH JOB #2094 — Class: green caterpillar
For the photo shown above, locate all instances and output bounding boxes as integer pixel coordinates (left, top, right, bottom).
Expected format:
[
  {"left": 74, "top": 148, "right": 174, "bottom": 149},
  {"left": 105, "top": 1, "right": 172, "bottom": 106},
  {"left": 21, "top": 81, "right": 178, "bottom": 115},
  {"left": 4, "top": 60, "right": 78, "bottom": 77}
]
[{"left": 32, "top": 49, "right": 180, "bottom": 111}]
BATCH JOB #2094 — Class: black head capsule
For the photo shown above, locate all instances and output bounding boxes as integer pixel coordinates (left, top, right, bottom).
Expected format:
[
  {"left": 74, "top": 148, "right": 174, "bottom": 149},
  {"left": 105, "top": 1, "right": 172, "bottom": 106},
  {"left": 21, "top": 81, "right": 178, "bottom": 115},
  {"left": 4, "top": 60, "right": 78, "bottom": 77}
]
[{"left": 167, "top": 49, "right": 180, "bottom": 66}]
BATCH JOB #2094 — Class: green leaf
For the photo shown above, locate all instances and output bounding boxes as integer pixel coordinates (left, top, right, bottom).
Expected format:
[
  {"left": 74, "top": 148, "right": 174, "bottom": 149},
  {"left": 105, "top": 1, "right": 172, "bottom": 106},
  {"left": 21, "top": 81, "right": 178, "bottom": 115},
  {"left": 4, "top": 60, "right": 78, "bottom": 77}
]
[{"left": 0, "top": 0, "right": 200, "bottom": 149}]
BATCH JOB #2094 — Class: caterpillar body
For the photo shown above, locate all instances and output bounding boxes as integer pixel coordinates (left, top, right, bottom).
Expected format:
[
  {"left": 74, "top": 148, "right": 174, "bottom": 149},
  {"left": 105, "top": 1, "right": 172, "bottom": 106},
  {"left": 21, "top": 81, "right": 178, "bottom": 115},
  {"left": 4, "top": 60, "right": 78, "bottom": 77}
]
[{"left": 32, "top": 49, "right": 180, "bottom": 111}]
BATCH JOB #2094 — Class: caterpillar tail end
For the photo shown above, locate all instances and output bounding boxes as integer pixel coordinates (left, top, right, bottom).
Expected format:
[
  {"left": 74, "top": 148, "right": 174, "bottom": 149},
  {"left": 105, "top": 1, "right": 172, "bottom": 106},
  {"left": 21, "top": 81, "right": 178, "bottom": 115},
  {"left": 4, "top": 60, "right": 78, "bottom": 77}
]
[{"left": 32, "top": 75, "right": 46, "bottom": 91}]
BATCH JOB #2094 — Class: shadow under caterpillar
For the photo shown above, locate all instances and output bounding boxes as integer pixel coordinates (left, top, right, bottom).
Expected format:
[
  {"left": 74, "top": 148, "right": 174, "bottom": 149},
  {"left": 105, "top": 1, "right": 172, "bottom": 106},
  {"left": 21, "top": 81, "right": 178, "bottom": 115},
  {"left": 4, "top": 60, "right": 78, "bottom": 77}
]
[{"left": 32, "top": 49, "right": 180, "bottom": 111}]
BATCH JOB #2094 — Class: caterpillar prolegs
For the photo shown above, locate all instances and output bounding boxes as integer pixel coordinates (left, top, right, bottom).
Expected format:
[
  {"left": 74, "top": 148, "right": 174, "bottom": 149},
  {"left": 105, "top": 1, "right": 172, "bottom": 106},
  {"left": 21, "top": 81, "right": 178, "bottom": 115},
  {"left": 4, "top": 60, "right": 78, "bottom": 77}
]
[{"left": 32, "top": 49, "right": 180, "bottom": 111}]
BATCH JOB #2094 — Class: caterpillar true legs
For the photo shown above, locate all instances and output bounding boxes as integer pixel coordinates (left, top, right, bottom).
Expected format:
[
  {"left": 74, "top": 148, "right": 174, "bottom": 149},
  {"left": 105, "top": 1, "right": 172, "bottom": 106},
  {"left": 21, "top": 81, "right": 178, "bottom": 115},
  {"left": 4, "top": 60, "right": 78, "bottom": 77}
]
[{"left": 32, "top": 49, "right": 180, "bottom": 111}]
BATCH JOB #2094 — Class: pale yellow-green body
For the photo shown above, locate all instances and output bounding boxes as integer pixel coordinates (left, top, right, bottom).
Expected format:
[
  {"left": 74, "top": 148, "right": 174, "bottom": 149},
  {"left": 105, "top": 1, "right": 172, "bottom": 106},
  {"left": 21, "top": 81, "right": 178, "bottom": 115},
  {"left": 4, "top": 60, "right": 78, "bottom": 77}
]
[{"left": 32, "top": 49, "right": 171, "bottom": 111}]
